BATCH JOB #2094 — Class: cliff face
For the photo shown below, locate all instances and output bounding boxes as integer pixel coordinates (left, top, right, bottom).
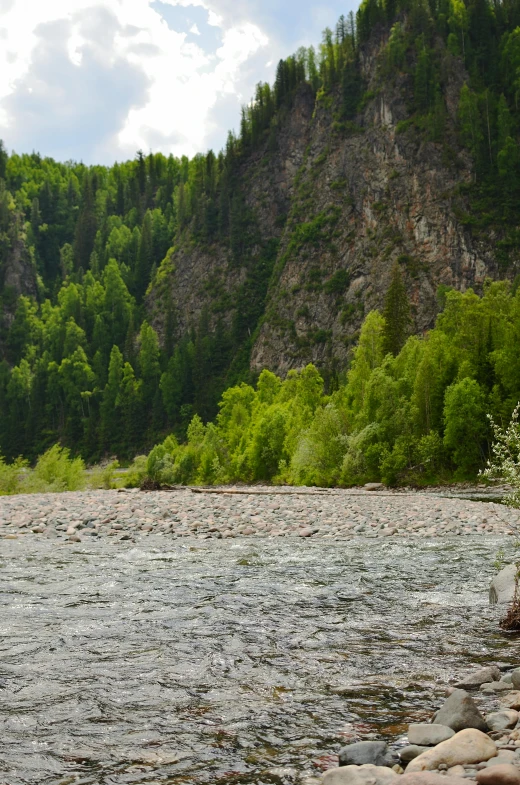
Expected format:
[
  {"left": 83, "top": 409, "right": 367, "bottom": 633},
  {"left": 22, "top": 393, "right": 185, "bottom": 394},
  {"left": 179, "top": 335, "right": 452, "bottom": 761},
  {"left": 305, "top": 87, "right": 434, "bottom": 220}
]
[
  {"left": 148, "top": 31, "right": 509, "bottom": 377},
  {"left": 0, "top": 216, "right": 38, "bottom": 335}
]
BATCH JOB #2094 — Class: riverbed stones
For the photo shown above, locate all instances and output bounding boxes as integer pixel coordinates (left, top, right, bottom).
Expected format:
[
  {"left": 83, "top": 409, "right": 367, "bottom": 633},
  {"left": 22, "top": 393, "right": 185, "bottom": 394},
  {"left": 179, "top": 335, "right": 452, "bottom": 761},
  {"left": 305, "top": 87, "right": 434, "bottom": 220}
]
[
  {"left": 406, "top": 729, "right": 497, "bottom": 772},
  {"left": 433, "top": 689, "right": 488, "bottom": 732},
  {"left": 476, "top": 765, "right": 520, "bottom": 785},
  {"left": 408, "top": 725, "right": 455, "bottom": 746},
  {"left": 338, "top": 741, "right": 395, "bottom": 768},
  {"left": 0, "top": 487, "right": 517, "bottom": 542},
  {"left": 510, "top": 671, "right": 520, "bottom": 691},
  {"left": 486, "top": 712, "right": 520, "bottom": 731},
  {"left": 455, "top": 667, "right": 502, "bottom": 690},
  {"left": 322, "top": 764, "right": 398, "bottom": 785}
]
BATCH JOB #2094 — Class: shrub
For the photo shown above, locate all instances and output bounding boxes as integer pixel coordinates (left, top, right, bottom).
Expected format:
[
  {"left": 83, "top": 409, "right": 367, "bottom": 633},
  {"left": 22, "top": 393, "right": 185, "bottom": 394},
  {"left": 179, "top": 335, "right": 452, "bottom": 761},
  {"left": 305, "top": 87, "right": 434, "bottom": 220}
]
[
  {"left": 324, "top": 269, "right": 350, "bottom": 295},
  {"left": 26, "top": 445, "right": 86, "bottom": 493},
  {"left": 124, "top": 455, "right": 148, "bottom": 487},
  {"left": 88, "top": 460, "right": 120, "bottom": 490},
  {"left": 0, "top": 456, "right": 27, "bottom": 495}
]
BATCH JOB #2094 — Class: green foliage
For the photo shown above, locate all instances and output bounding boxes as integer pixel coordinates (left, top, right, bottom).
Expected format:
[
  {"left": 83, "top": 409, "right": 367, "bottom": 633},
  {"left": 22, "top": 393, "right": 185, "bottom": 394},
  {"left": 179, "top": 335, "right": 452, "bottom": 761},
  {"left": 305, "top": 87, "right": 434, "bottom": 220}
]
[
  {"left": 484, "top": 403, "right": 520, "bottom": 508},
  {"left": 88, "top": 460, "right": 120, "bottom": 490},
  {"left": 382, "top": 262, "right": 411, "bottom": 356},
  {"left": 0, "top": 456, "right": 28, "bottom": 495},
  {"left": 25, "top": 445, "right": 86, "bottom": 493},
  {"left": 127, "top": 284, "right": 520, "bottom": 489},
  {"left": 324, "top": 269, "right": 351, "bottom": 295}
]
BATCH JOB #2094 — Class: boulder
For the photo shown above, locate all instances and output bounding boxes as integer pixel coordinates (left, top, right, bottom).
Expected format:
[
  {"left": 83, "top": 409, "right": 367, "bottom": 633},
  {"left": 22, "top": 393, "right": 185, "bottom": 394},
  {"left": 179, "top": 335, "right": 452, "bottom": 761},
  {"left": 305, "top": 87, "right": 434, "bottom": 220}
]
[
  {"left": 483, "top": 754, "right": 518, "bottom": 768},
  {"left": 447, "top": 766, "right": 466, "bottom": 777},
  {"left": 408, "top": 724, "right": 455, "bottom": 746},
  {"left": 433, "top": 689, "right": 488, "bottom": 732},
  {"left": 490, "top": 565, "right": 518, "bottom": 605},
  {"left": 405, "top": 728, "right": 497, "bottom": 772},
  {"left": 455, "top": 667, "right": 501, "bottom": 689},
  {"left": 500, "top": 692, "right": 520, "bottom": 711},
  {"left": 364, "top": 483, "right": 385, "bottom": 491},
  {"left": 399, "top": 773, "right": 469, "bottom": 785},
  {"left": 482, "top": 683, "right": 514, "bottom": 694},
  {"left": 511, "top": 670, "right": 520, "bottom": 691},
  {"left": 476, "top": 764, "right": 520, "bottom": 785},
  {"left": 486, "top": 711, "right": 519, "bottom": 731},
  {"left": 322, "top": 764, "right": 398, "bottom": 785},
  {"left": 400, "top": 747, "right": 430, "bottom": 762},
  {"left": 339, "top": 742, "right": 394, "bottom": 768}
]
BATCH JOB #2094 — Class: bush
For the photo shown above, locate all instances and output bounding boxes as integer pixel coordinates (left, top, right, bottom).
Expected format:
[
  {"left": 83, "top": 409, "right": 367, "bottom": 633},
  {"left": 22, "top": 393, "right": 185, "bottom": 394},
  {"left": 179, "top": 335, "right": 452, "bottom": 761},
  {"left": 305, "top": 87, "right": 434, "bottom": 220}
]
[
  {"left": 483, "top": 403, "right": 520, "bottom": 509},
  {"left": 324, "top": 269, "right": 350, "bottom": 295},
  {"left": 88, "top": 460, "right": 120, "bottom": 490},
  {"left": 124, "top": 455, "right": 148, "bottom": 487},
  {"left": 0, "top": 456, "right": 27, "bottom": 495},
  {"left": 25, "top": 445, "right": 86, "bottom": 493}
]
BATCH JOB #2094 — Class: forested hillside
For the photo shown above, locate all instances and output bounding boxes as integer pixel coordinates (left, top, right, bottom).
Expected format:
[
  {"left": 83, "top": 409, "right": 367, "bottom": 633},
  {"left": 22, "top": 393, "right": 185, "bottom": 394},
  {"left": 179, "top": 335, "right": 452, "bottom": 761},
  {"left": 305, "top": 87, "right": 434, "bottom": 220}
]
[{"left": 2, "top": 0, "right": 520, "bottom": 465}]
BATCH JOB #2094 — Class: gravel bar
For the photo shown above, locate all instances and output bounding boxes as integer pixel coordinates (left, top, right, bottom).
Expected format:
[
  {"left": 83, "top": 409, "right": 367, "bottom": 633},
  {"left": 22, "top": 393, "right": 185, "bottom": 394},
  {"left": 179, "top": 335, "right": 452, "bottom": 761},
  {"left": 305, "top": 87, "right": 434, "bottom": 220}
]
[{"left": 0, "top": 486, "right": 518, "bottom": 541}]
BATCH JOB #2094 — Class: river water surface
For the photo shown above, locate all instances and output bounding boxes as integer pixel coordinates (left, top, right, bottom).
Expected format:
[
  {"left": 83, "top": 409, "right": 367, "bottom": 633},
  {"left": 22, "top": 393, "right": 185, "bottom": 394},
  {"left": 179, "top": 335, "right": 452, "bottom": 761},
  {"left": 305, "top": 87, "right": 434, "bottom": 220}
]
[{"left": 1, "top": 536, "right": 519, "bottom": 785}]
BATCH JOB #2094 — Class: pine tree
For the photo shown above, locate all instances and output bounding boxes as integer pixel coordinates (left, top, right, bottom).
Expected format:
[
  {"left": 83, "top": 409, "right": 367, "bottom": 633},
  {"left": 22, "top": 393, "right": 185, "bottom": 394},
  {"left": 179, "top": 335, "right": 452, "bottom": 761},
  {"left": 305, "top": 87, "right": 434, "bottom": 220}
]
[
  {"left": 383, "top": 262, "right": 411, "bottom": 356},
  {"left": 134, "top": 211, "right": 154, "bottom": 302},
  {"left": 74, "top": 174, "right": 97, "bottom": 271}
]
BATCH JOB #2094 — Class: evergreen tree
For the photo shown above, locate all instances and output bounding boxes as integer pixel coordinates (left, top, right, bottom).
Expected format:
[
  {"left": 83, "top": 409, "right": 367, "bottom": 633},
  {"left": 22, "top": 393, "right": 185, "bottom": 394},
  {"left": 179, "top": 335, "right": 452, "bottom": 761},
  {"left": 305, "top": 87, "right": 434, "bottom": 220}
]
[
  {"left": 383, "top": 262, "right": 411, "bottom": 356},
  {"left": 134, "top": 211, "right": 154, "bottom": 302}
]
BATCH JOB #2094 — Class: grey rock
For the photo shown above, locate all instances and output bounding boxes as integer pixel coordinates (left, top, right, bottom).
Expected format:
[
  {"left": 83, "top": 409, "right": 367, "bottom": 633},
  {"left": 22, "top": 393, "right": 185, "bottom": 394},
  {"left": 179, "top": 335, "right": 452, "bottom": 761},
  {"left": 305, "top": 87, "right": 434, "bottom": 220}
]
[
  {"left": 490, "top": 565, "right": 519, "bottom": 606},
  {"left": 401, "top": 747, "right": 431, "bottom": 762},
  {"left": 364, "top": 484, "right": 385, "bottom": 492},
  {"left": 486, "top": 712, "right": 519, "bottom": 732},
  {"left": 339, "top": 741, "right": 395, "bottom": 768},
  {"left": 482, "top": 683, "right": 513, "bottom": 694},
  {"left": 511, "top": 670, "right": 520, "bottom": 691},
  {"left": 455, "top": 667, "right": 501, "bottom": 689},
  {"left": 409, "top": 725, "right": 455, "bottom": 746},
  {"left": 501, "top": 675, "right": 513, "bottom": 685},
  {"left": 433, "top": 689, "right": 488, "bottom": 732}
]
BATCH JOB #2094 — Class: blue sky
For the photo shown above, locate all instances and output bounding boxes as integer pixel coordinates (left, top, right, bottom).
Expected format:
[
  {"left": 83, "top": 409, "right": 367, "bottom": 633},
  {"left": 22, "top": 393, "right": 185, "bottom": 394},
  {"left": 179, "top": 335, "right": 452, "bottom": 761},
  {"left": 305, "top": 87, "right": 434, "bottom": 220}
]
[{"left": 0, "top": 0, "right": 358, "bottom": 165}]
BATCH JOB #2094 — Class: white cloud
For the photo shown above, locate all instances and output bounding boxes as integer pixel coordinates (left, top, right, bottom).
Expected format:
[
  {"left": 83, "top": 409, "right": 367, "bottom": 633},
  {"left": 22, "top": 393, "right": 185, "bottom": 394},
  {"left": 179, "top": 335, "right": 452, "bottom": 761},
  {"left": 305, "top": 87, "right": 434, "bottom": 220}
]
[{"left": 0, "top": 0, "right": 269, "bottom": 162}]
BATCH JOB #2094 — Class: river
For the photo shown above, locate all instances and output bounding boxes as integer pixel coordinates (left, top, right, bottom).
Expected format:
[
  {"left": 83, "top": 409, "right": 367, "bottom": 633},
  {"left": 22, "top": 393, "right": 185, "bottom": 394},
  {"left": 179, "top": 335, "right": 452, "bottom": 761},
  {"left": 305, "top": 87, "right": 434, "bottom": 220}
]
[{"left": 1, "top": 535, "right": 518, "bottom": 784}]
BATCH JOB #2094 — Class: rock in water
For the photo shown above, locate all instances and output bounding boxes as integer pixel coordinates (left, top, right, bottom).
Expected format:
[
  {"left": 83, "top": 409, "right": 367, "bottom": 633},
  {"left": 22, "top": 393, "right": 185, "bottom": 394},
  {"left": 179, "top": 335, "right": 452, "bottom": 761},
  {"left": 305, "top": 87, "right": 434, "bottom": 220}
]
[
  {"left": 322, "top": 764, "right": 398, "bottom": 785},
  {"left": 408, "top": 724, "right": 455, "bottom": 746},
  {"left": 511, "top": 669, "right": 520, "bottom": 690},
  {"left": 455, "top": 666, "right": 502, "bottom": 689},
  {"left": 405, "top": 728, "right": 497, "bottom": 772},
  {"left": 433, "top": 688, "right": 488, "bottom": 732},
  {"left": 476, "top": 765, "right": 520, "bottom": 785},
  {"left": 486, "top": 710, "right": 519, "bottom": 731},
  {"left": 490, "top": 565, "right": 518, "bottom": 605},
  {"left": 338, "top": 741, "right": 394, "bottom": 768}
]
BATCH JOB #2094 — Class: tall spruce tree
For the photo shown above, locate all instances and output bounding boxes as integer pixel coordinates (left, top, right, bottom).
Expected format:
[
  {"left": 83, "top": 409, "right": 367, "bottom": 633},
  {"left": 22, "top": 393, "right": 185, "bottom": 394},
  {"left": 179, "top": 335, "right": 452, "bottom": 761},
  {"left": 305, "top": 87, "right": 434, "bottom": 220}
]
[{"left": 383, "top": 262, "right": 411, "bottom": 356}]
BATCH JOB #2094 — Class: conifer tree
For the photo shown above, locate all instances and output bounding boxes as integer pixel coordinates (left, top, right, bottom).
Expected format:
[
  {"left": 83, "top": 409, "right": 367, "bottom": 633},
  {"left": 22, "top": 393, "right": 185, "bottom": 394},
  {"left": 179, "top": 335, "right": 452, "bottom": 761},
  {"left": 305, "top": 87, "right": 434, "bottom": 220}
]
[
  {"left": 134, "top": 211, "right": 154, "bottom": 302},
  {"left": 383, "top": 262, "right": 411, "bottom": 356}
]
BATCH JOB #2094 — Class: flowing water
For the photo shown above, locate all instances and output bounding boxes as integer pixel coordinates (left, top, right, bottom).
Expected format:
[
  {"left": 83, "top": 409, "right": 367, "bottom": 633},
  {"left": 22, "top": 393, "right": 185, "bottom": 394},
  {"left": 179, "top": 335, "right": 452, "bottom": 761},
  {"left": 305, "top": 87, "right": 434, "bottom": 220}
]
[{"left": 1, "top": 535, "right": 519, "bottom": 785}]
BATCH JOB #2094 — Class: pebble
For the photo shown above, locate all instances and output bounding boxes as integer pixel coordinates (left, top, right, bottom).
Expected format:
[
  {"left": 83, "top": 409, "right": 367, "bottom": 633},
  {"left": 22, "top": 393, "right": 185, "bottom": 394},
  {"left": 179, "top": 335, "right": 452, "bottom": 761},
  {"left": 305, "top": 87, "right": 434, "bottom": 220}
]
[{"left": 0, "top": 487, "right": 516, "bottom": 542}]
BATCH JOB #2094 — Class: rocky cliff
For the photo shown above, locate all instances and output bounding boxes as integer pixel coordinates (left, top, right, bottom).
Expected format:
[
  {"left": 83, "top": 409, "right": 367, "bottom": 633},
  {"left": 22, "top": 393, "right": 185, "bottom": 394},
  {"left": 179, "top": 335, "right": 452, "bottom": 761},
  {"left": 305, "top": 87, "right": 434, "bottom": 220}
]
[{"left": 148, "top": 28, "right": 513, "bottom": 378}]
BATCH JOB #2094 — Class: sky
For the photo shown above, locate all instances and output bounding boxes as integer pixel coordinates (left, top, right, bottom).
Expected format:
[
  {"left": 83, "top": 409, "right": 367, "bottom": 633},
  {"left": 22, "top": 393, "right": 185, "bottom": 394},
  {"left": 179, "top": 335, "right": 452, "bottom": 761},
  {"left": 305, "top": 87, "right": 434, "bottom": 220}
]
[{"left": 0, "top": 0, "right": 357, "bottom": 165}]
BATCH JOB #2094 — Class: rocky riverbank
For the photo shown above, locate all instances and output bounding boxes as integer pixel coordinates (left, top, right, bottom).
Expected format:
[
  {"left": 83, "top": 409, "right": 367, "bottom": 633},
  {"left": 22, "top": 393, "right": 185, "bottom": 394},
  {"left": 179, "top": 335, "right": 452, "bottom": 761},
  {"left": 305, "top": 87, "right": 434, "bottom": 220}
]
[
  {"left": 316, "top": 666, "right": 520, "bottom": 785},
  {"left": 0, "top": 486, "right": 518, "bottom": 542}
]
